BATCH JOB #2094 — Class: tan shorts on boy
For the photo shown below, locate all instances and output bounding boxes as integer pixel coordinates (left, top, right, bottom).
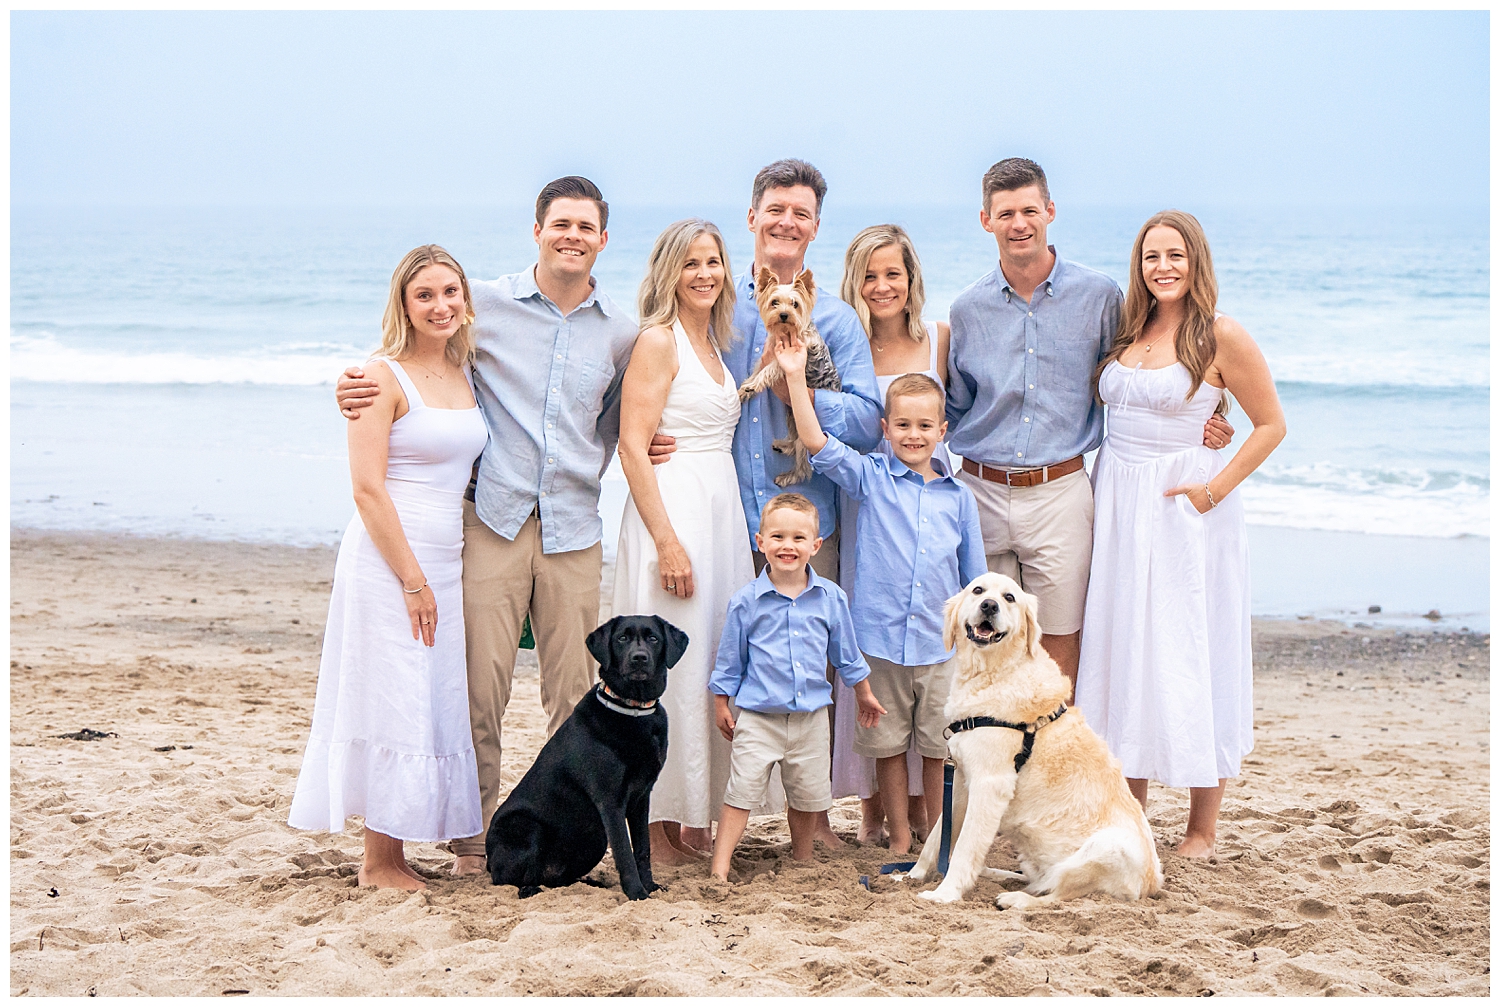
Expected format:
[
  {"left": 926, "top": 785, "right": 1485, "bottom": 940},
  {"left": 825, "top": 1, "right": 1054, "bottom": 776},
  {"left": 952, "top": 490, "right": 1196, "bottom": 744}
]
[
  {"left": 957, "top": 466, "right": 1094, "bottom": 636},
  {"left": 853, "top": 654, "right": 955, "bottom": 760},
  {"left": 722, "top": 708, "right": 833, "bottom": 813}
]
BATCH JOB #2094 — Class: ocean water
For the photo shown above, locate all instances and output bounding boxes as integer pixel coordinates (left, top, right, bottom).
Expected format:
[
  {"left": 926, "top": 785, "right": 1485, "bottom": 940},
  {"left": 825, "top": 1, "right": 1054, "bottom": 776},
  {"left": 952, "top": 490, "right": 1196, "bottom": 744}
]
[{"left": 10, "top": 203, "right": 1489, "bottom": 622}]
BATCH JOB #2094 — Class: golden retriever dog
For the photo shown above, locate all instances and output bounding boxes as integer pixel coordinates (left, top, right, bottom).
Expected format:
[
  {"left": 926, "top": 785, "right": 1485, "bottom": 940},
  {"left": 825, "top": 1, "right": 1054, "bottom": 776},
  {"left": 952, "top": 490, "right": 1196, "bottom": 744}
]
[{"left": 909, "top": 572, "right": 1161, "bottom": 909}]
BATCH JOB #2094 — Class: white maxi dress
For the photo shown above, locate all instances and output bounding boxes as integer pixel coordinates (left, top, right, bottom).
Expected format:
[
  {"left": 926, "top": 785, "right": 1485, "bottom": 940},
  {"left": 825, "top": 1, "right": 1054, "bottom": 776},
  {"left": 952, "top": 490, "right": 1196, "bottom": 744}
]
[
  {"left": 288, "top": 359, "right": 487, "bottom": 841},
  {"left": 612, "top": 322, "right": 764, "bottom": 828},
  {"left": 1075, "top": 360, "right": 1253, "bottom": 788}
]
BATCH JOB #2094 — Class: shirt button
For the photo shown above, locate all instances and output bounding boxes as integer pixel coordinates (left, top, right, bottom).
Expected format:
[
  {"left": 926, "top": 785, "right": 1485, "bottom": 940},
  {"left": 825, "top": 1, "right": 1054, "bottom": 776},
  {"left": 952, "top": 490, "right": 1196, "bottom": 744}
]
[
  {"left": 1028, "top": 348, "right": 1034, "bottom": 354},
  {"left": 1028, "top": 311, "right": 1033, "bottom": 317},
  {"left": 757, "top": 490, "right": 764, "bottom": 496},
  {"left": 794, "top": 631, "right": 800, "bottom": 636},
  {"left": 1017, "top": 452, "right": 1024, "bottom": 457},
  {"left": 920, "top": 549, "right": 926, "bottom": 555},
  {"left": 556, "top": 354, "right": 562, "bottom": 360},
  {"left": 1029, "top": 384, "right": 1034, "bottom": 389},
  {"left": 910, "top": 615, "right": 916, "bottom": 620},
  {"left": 752, "top": 416, "right": 759, "bottom": 422},
  {"left": 754, "top": 453, "right": 760, "bottom": 459},
  {"left": 551, "top": 387, "right": 558, "bottom": 393},
  {"left": 922, "top": 517, "right": 928, "bottom": 523},
  {"left": 547, "top": 423, "right": 554, "bottom": 429},
  {"left": 539, "top": 491, "right": 546, "bottom": 497},
  {"left": 1024, "top": 417, "right": 1030, "bottom": 423}
]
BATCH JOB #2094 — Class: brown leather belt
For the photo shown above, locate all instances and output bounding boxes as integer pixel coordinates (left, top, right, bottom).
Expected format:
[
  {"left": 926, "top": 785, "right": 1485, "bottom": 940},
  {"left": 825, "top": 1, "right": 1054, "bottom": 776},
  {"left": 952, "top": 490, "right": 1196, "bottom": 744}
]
[{"left": 961, "top": 455, "right": 1084, "bottom": 488}]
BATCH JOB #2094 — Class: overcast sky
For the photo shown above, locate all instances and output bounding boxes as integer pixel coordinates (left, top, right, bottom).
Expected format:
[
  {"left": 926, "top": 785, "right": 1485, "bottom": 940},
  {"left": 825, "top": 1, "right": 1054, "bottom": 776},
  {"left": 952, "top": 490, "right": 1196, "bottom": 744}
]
[{"left": 12, "top": 11, "right": 1489, "bottom": 210}]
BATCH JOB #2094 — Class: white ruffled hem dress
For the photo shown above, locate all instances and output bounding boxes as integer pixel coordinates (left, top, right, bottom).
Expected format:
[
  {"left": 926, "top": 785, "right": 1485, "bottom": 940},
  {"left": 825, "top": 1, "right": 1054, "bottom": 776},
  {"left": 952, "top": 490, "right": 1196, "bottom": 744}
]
[{"left": 288, "top": 358, "right": 487, "bottom": 842}]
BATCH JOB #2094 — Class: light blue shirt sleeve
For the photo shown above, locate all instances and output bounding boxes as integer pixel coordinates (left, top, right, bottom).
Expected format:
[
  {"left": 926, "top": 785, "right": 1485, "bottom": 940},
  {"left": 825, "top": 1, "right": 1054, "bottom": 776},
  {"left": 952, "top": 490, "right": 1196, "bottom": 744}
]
[
  {"left": 812, "top": 306, "right": 882, "bottom": 452},
  {"left": 945, "top": 299, "right": 979, "bottom": 429},
  {"left": 957, "top": 488, "right": 988, "bottom": 588},
  {"left": 827, "top": 589, "right": 870, "bottom": 689},
  {"left": 595, "top": 334, "right": 635, "bottom": 478},
  {"left": 709, "top": 596, "right": 750, "bottom": 698},
  {"left": 807, "top": 433, "right": 877, "bottom": 501}
]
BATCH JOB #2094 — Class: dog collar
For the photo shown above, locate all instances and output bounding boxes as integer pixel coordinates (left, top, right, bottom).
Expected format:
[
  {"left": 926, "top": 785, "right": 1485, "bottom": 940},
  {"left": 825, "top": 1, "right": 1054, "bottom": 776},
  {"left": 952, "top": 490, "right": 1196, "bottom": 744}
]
[
  {"left": 946, "top": 704, "right": 1068, "bottom": 773},
  {"left": 595, "top": 683, "right": 658, "bottom": 717}
]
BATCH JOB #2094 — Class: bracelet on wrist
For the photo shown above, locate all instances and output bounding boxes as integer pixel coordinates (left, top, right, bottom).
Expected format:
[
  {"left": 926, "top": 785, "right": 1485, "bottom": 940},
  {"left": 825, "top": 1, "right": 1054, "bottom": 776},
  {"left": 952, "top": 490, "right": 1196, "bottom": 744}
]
[
  {"left": 1203, "top": 484, "right": 1218, "bottom": 509},
  {"left": 403, "top": 581, "right": 427, "bottom": 594}
]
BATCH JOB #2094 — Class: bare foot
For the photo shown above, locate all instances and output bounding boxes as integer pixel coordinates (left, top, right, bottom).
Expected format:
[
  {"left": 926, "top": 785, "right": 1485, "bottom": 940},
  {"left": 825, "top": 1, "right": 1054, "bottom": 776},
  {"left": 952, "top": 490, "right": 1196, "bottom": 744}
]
[
  {"left": 359, "top": 865, "right": 427, "bottom": 891},
  {"left": 857, "top": 824, "right": 889, "bottom": 847},
  {"left": 652, "top": 843, "right": 705, "bottom": 867},
  {"left": 396, "top": 859, "right": 425, "bottom": 883},
  {"left": 1175, "top": 835, "right": 1216, "bottom": 859},
  {"left": 451, "top": 854, "right": 486, "bottom": 877},
  {"left": 813, "top": 825, "right": 845, "bottom": 849},
  {"left": 679, "top": 826, "right": 713, "bottom": 853},
  {"left": 888, "top": 834, "right": 912, "bottom": 857}
]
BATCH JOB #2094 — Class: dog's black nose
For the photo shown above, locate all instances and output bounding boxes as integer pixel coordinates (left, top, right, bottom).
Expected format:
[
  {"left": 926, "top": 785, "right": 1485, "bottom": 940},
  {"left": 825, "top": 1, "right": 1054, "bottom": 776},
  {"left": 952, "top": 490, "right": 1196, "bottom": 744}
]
[
  {"left": 979, "top": 599, "right": 999, "bottom": 617},
  {"left": 778, "top": 312, "right": 789, "bottom": 322}
]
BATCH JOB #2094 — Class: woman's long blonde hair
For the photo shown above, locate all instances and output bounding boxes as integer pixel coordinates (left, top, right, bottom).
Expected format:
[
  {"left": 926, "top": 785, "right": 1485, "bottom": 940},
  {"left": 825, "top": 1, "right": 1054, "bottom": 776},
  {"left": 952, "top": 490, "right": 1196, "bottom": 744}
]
[
  {"left": 840, "top": 224, "right": 928, "bottom": 344},
  {"left": 1098, "top": 210, "right": 1220, "bottom": 402},
  {"left": 637, "top": 219, "right": 736, "bottom": 350},
  {"left": 378, "top": 244, "right": 476, "bottom": 365}
]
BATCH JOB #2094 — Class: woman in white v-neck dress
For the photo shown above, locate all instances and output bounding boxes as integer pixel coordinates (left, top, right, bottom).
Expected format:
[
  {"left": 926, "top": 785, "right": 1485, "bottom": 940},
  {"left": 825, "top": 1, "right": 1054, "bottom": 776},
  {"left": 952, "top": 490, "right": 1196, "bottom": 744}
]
[
  {"left": 613, "top": 219, "right": 761, "bottom": 865},
  {"left": 1076, "top": 211, "right": 1285, "bottom": 859},
  {"left": 289, "top": 246, "right": 487, "bottom": 891},
  {"left": 831, "top": 225, "right": 952, "bottom": 848}
]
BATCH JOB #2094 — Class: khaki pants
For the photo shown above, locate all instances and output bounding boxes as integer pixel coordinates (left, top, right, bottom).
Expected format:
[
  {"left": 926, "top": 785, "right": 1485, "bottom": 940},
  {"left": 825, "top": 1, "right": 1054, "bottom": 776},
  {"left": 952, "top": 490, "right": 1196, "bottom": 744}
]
[{"left": 449, "top": 502, "right": 602, "bottom": 858}]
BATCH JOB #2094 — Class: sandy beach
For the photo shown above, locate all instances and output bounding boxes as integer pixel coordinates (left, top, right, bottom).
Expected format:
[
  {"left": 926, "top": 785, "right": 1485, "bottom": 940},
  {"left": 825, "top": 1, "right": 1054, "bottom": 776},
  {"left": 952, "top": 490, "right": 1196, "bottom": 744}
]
[{"left": 9, "top": 529, "right": 1489, "bottom": 996}]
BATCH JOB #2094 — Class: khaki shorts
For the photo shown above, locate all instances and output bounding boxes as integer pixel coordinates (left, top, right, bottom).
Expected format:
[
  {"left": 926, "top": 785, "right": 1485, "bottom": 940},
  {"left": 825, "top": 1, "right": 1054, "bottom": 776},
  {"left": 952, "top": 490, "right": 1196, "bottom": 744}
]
[
  {"left": 957, "top": 466, "right": 1094, "bottom": 636},
  {"left": 853, "top": 654, "right": 954, "bottom": 760},
  {"left": 723, "top": 708, "right": 832, "bottom": 813}
]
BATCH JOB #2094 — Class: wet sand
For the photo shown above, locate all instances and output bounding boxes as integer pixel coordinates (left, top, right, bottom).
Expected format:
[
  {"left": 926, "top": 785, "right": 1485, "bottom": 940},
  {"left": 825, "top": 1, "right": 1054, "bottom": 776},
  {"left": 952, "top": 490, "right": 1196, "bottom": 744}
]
[{"left": 9, "top": 530, "right": 1490, "bottom": 996}]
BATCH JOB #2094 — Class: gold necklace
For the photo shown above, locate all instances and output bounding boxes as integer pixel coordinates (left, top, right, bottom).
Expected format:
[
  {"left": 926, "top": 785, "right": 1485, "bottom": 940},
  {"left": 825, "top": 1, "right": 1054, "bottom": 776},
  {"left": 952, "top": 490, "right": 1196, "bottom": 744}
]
[
  {"left": 404, "top": 357, "right": 452, "bottom": 381},
  {"left": 1137, "top": 327, "right": 1173, "bottom": 354}
]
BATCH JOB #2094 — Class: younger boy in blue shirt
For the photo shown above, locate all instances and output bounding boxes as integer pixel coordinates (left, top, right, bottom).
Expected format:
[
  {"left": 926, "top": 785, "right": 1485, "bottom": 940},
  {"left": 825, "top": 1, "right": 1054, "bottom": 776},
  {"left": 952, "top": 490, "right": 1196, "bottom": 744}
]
[
  {"left": 779, "top": 340, "right": 987, "bottom": 856},
  {"left": 708, "top": 493, "right": 886, "bottom": 881}
]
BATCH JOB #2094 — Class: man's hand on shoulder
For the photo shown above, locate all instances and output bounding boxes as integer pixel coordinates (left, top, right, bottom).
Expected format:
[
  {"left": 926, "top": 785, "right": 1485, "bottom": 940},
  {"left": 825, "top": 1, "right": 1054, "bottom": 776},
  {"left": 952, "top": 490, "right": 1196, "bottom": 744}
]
[{"left": 337, "top": 366, "right": 380, "bottom": 419}]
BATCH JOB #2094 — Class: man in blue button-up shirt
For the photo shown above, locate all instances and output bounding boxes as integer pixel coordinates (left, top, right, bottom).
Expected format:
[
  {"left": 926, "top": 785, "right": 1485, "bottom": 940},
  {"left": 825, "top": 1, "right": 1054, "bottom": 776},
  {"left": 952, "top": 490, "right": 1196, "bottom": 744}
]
[
  {"left": 650, "top": 159, "right": 883, "bottom": 576},
  {"left": 337, "top": 177, "right": 639, "bottom": 875},
  {"left": 947, "top": 158, "right": 1231, "bottom": 693}
]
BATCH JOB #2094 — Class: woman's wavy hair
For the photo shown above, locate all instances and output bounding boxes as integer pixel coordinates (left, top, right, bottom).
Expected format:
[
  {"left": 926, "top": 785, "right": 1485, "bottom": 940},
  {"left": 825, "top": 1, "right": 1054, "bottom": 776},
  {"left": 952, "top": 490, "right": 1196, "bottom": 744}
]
[
  {"left": 378, "top": 244, "right": 476, "bottom": 366},
  {"left": 1098, "top": 209, "right": 1224, "bottom": 408},
  {"left": 839, "top": 224, "right": 928, "bottom": 344},
  {"left": 637, "top": 219, "right": 737, "bottom": 351}
]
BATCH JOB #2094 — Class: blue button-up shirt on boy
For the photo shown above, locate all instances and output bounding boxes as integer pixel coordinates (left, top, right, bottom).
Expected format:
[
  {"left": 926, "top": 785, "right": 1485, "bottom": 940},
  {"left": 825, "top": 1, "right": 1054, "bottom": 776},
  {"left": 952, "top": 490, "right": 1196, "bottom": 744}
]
[
  {"left": 468, "top": 268, "right": 638, "bottom": 554},
  {"left": 946, "top": 249, "right": 1122, "bottom": 469},
  {"left": 723, "top": 267, "right": 883, "bottom": 541},
  {"left": 810, "top": 435, "right": 987, "bottom": 666},
  {"left": 710, "top": 567, "right": 870, "bottom": 714}
]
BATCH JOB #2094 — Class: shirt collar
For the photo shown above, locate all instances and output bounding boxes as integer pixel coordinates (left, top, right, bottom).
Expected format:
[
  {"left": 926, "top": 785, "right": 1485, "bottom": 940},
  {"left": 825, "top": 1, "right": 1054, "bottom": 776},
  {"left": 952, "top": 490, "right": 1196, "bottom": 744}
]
[
  {"left": 887, "top": 449, "right": 956, "bottom": 483},
  {"left": 752, "top": 564, "right": 832, "bottom": 600},
  {"left": 515, "top": 265, "right": 611, "bottom": 317},
  {"left": 999, "top": 245, "right": 1061, "bottom": 303}
]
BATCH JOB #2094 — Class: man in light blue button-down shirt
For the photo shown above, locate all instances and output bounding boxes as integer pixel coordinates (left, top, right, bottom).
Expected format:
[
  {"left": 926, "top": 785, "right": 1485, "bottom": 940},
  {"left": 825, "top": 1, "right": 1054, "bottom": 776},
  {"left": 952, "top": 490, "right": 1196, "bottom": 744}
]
[
  {"left": 947, "top": 159, "right": 1231, "bottom": 692},
  {"left": 649, "top": 159, "right": 883, "bottom": 574},
  {"left": 337, "top": 177, "right": 639, "bottom": 874}
]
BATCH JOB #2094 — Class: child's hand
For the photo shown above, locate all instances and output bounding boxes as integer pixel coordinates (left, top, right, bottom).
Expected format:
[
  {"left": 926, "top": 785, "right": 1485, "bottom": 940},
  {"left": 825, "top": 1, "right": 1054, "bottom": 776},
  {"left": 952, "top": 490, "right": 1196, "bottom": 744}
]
[
  {"left": 772, "top": 333, "right": 808, "bottom": 382},
  {"left": 714, "top": 694, "right": 737, "bottom": 741},
  {"left": 853, "top": 680, "right": 886, "bottom": 729}
]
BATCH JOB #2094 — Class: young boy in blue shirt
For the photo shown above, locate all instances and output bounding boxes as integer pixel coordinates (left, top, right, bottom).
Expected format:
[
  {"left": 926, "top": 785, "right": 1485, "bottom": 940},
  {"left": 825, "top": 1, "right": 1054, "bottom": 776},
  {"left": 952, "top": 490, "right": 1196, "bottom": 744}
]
[
  {"left": 708, "top": 493, "right": 886, "bottom": 881},
  {"left": 778, "top": 339, "right": 987, "bottom": 856}
]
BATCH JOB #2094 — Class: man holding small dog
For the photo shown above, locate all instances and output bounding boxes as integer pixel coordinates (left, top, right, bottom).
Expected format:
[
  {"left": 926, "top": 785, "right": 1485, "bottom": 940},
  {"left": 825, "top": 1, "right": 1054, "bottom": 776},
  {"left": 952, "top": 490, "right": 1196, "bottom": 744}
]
[{"left": 946, "top": 158, "right": 1232, "bottom": 693}]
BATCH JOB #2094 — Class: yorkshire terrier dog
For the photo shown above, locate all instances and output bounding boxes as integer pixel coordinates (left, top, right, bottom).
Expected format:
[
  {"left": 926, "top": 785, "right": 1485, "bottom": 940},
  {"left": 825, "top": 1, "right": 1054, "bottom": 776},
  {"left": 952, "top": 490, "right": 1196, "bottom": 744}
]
[{"left": 737, "top": 266, "right": 843, "bottom": 487}]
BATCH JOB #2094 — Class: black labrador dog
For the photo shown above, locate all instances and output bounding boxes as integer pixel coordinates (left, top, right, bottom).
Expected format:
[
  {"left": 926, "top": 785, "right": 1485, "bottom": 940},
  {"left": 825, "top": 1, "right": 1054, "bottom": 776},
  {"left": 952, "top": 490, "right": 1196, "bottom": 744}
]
[{"left": 485, "top": 614, "right": 688, "bottom": 900}]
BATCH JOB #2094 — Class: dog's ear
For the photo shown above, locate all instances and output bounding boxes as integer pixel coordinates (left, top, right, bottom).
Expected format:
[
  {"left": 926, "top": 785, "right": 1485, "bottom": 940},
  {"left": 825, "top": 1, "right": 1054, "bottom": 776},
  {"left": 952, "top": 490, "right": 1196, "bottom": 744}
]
[
  {"left": 1021, "top": 592, "right": 1044, "bottom": 660},
  {"left": 756, "top": 265, "right": 777, "bottom": 295},
  {"left": 943, "top": 593, "right": 963, "bottom": 653},
  {"left": 655, "top": 616, "right": 690, "bottom": 669},
  {"left": 795, "top": 268, "right": 816, "bottom": 301},
  {"left": 585, "top": 618, "right": 617, "bottom": 673}
]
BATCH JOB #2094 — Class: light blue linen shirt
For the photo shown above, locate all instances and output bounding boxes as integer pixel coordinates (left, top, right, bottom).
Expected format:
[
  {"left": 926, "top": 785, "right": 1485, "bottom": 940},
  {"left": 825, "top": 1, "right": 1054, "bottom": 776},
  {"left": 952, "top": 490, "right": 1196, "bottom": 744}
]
[
  {"left": 946, "top": 248, "right": 1123, "bottom": 469},
  {"left": 468, "top": 268, "right": 638, "bottom": 554},
  {"left": 724, "top": 267, "right": 883, "bottom": 541},
  {"left": 709, "top": 567, "right": 870, "bottom": 714},
  {"left": 810, "top": 435, "right": 987, "bottom": 666}
]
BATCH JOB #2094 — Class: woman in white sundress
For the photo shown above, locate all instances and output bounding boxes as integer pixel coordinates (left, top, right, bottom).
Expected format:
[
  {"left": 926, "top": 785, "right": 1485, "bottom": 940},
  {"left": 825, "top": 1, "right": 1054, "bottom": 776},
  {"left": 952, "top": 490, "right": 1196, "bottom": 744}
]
[
  {"left": 613, "top": 219, "right": 759, "bottom": 865},
  {"left": 289, "top": 245, "right": 487, "bottom": 890},
  {"left": 1075, "top": 210, "right": 1285, "bottom": 859},
  {"left": 832, "top": 224, "right": 951, "bottom": 849}
]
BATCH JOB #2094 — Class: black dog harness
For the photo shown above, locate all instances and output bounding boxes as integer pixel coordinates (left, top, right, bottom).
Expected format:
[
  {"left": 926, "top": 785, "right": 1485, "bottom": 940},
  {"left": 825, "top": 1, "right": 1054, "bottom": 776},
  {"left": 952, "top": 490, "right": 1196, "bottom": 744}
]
[
  {"left": 946, "top": 704, "right": 1068, "bottom": 773},
  {"left": 594, "top": 683, "right": 659, "bottom": 717}
]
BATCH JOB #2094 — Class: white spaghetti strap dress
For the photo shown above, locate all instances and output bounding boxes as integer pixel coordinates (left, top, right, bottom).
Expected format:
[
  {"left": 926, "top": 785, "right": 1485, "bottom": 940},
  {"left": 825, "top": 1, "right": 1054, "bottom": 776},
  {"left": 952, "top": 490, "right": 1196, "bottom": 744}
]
[
  {"left": 288, "top": 358, "right": 487, "bottom": 841},
  {"left": 1075, "top": 360, "right": 1253, "bottom": 788}
]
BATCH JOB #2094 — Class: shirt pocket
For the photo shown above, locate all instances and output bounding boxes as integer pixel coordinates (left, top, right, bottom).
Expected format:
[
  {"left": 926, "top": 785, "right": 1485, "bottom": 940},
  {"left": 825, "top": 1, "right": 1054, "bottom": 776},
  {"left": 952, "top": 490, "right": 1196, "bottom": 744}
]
[{"left": 573, "top": 356, "right": 612, "bottom": 408}]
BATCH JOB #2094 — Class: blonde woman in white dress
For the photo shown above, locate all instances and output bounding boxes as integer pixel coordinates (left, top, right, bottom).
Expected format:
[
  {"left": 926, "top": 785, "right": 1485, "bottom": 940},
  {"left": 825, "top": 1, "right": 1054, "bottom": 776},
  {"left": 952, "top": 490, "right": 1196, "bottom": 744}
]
[
  {"left": 833, "top": 224, "right": 951, "bottom": 847},
  {"left": 613, "top": 219, "right": 757, "bottom": 865},
  {"left": 1076, "top": 210, "right": 1285, "bottom": 858},
  {"left": 289, "top": 245, "right": 487, "bottom": 890}
]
